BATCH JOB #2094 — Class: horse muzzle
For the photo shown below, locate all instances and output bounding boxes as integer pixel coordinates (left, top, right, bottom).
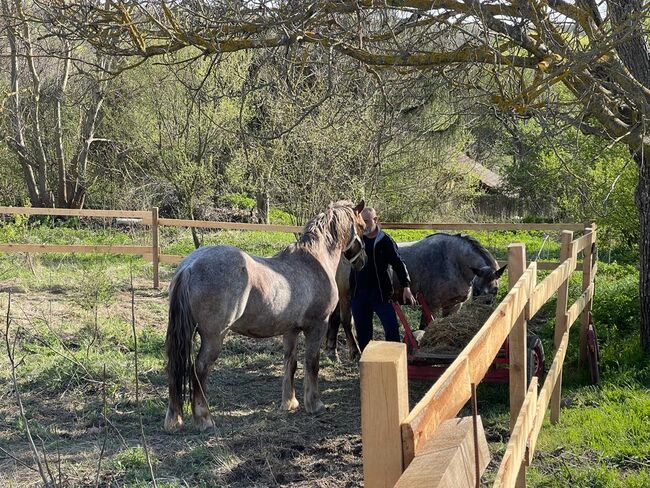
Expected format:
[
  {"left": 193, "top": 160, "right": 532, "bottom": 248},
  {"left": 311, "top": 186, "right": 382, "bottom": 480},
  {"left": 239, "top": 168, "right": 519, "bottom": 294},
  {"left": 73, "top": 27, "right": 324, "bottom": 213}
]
[{"left": 344, "top": 234, "right": 367, "bottom": 270}]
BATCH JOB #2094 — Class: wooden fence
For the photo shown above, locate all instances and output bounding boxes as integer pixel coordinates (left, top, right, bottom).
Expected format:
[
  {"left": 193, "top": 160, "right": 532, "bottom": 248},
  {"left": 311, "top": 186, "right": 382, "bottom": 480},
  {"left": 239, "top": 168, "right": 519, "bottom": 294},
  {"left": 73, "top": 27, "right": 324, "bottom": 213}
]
[
  {"left": 1, "top": 206, "right": 587, "bottom": 289},
  {"left": 360, "top": 225, "right": 597, "bottom": 487},
  {"left": 0, "top": 206, "right": 596, "bottom": 484}
]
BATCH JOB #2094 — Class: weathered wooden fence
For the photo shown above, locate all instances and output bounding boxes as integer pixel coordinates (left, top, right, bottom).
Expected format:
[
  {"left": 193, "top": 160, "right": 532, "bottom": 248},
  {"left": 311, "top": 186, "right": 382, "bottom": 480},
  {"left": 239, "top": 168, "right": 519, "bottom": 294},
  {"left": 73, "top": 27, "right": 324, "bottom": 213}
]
[
  {"left": 0, "top": 206, "right": 586, "bottom": 290},
  {"left": 360, "top": 225, "right": 597, "bottom": 487}
]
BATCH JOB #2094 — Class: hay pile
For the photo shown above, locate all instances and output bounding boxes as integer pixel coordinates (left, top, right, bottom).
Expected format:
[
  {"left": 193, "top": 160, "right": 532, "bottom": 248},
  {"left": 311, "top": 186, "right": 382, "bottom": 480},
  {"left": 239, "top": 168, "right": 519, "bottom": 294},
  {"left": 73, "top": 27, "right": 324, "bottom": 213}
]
[{"left": 418, "top": 299, "right": 496, "bottom": 355}]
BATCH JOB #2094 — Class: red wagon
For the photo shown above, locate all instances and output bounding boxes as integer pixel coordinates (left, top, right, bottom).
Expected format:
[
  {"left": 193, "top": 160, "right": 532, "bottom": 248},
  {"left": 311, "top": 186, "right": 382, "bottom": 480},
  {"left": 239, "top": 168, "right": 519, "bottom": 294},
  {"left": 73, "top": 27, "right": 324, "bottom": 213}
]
[{"left": 393, "top": 293, "right": 546, "bottom": 384}]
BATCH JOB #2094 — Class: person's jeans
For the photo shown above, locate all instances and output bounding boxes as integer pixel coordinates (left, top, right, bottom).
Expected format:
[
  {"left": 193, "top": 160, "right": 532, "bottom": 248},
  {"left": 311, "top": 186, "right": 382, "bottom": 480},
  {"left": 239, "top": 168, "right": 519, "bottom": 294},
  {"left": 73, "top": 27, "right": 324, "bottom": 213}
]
[{"left": 350, "top": 292, "right": 400, "bottom": 352}]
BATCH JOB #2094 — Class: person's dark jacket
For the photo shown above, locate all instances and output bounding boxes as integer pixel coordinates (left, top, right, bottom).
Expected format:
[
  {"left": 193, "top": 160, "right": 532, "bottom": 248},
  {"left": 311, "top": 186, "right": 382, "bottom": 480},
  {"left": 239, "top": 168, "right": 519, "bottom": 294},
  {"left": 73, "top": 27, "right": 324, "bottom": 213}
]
[{"left": 350, "top": 227, "right": 411, "bottom": 303}]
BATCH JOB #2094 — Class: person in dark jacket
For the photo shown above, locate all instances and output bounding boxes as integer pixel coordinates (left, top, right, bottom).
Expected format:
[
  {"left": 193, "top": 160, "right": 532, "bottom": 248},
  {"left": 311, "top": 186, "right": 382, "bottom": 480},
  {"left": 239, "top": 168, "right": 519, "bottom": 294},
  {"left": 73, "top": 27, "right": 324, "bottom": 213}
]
[{"left": 350, "top": 207, "right": 416, "bottom": 352}]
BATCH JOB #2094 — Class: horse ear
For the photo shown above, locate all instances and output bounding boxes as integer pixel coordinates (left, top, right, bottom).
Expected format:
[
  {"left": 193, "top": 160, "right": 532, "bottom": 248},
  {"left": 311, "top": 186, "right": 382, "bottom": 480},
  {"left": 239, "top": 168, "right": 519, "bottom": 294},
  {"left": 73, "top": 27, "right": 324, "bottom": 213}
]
[
  {"left": 470, "top": 266, "right": 492, "bottom": 278},
  {"left": 495, "top": 264, "right": 507, "bottom": 278},
  {"left": 353, "top": 200, "right": 365, "bottom": 215},
  {"left": 470, "top": 266, "right": 493, "bottom": 278}
]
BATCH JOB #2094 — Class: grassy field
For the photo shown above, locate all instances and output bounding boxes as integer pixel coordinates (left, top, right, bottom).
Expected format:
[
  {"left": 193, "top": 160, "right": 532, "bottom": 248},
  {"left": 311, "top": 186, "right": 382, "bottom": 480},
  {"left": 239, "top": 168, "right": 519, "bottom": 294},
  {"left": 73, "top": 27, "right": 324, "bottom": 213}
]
[{"left": 0, "top": 221, "right": 648, "bottom": 487}]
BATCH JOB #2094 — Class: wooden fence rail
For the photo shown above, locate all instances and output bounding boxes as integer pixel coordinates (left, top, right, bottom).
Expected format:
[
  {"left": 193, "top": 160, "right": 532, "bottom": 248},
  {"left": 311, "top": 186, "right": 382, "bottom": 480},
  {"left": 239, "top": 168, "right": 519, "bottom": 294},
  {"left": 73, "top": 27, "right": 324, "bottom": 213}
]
[
  {"left": 360, "top": 224, "right": 597, "bottom": 487},
  {"left": 0, "top": 206, "right": 592, "bottom": 289}
]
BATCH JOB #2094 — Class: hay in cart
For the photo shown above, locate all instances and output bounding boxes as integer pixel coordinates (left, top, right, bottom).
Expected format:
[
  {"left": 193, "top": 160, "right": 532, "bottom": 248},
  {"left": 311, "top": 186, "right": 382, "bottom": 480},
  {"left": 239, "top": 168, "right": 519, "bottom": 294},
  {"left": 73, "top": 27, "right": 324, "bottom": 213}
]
[{"left": 417, "top": 299, "right": 497, "bottom": 355}]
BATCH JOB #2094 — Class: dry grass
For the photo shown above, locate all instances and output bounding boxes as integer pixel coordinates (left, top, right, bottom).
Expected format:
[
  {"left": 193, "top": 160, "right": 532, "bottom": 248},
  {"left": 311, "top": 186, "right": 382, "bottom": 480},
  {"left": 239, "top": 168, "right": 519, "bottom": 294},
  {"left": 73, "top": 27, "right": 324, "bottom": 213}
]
[{"left": 418, "top": 300, "right": 496, "bottom": 354}]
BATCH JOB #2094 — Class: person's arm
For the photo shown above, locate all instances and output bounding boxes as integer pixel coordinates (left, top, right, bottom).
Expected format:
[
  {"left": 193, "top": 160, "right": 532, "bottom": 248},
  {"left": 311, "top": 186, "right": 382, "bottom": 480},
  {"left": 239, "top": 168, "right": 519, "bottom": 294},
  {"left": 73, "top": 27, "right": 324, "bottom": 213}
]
[
  {"left": 385, "top": 237, "right": 417, "bottom": 304},
  {"left": 386, "top": 237, "right": 411, "bottom": 288}
]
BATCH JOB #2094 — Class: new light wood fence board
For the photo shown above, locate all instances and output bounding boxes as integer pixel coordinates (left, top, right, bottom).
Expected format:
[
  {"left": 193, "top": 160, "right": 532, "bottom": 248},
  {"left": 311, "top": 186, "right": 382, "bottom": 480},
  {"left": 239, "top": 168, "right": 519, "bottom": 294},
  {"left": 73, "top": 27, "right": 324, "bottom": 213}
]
[
  {"left": 579, "top": 227, "right": 597, "bottom": 365},
  {"left": 360, "top": 342, "right": 409, "bottom": 488},
  {"left": 526, "top": 331, "right": 569, "bottom": 464},
  {"left": 573, "top": 232, "right": 593, "bottom": 254},
  {"left": 0, "top": 244, "right": 151, "bottom": 255},
  {"left": 528, "top": 259, "right": 576, "bottom": 317},
  {"left": 566, "top": 283, "right": 595, "bottom": 328},
  {"left": 551, "top": 232, "right": 574, "bottom": 424},
  {"left": 493, "top": 378, "right": 538, "bottom": 488},
  {"left": 507, "top": 243, "right": 528, "bottom": 461},
  {"left": 0, "top": 206, "right": 151, "bottom": 223},
  {"left": 497, "top": 260, "right": 584, "bottom": 272},
  {"left": 401, "top": 356, "right": 471, "bottom": 467},
  {"left": 158, "top": 218, "right": 301, "bottom": 233},
  {"left": 465, "top": 269, "right": 532, "bottom": 384},
  {"left": 363, "top": 226, "right": 597, "bottom": 487},
  {"left": 396, "top": 417, "right": 490, "bottom": 488}
]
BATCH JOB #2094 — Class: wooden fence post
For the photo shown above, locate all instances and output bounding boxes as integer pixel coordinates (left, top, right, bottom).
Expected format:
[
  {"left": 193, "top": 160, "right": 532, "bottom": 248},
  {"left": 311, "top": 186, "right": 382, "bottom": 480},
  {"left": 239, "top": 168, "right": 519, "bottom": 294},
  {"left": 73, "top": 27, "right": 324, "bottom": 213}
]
[
  {"left": 579, "top": 224, "right": 596, "bottom": 367},
  {"left": 508, "top": 243, "right": 527, "bottom": 488},
  {"left": 551, "top": 231, "right": 573, "bottom": 424},
  {"left": 151, "top": 207, "right": 160, "bottom": 289},
  {"left": 360, "top": 341, "right": 409, "bottom": 488}
]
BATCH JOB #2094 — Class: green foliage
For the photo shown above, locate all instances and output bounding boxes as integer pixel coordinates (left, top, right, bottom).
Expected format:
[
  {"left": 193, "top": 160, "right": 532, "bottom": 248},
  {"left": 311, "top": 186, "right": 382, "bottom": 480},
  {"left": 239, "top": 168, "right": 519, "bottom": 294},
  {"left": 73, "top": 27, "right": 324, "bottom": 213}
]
[
  {"left": 529, "top": 465, "right": 650, "bottom": 488},
  {"left": 502, "top": 121, "right": 638, "bottom": 256},
  {"left": 0, "top": 143, "right": 27, "bottom": 205},
  {"left": 539, "top": 386, "right": 650, "bottom": 459},
  {"left": 268, "top": 207, "right": 295, "bottom": 225},
  {"left": 374, "top": 100, "right": 477, "bottom": 222},
  {"left": 110, "top": 447, "right": 157, "bottom": 484},
  {"left": 0, "top": 214, "right": 30, "bottom": 242},
  {"left": 593, "top": 268, "right": 640, "bottom": 334},
  {"left": 220, "top": 193, "right": 255, "bottom": 210},
  {"left": 161, "top": 228, "right": 294, "bottom": 257}
]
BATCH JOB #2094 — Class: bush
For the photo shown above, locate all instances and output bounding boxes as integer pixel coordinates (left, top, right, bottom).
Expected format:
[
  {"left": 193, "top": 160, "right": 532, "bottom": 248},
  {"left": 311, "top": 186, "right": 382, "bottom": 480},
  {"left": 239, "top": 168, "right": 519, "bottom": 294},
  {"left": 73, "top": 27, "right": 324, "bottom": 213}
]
[
  {"left": 220, "top": 193, "right": 255, "bottom": 210},
  {"left": 269, "top": 207, "right": 295, "bottom": 225},
  {"left": 592, "top": 271, "right": 639, "bottom": 334}
]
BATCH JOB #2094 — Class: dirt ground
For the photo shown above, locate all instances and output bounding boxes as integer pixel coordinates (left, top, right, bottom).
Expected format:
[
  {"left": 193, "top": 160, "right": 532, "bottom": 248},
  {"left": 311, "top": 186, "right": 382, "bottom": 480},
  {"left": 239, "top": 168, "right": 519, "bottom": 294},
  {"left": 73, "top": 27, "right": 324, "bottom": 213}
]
[{"left": 0, "top": 280, "right": 451, "bottom": 487}]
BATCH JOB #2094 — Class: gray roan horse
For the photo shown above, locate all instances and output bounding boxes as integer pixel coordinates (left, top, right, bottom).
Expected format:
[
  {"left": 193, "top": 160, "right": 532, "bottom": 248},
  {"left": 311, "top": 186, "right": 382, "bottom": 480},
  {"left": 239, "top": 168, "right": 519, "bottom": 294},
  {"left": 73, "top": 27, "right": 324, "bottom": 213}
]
[
  {"left": 326, "top": 232, "right": 506, "bottom": 361},
  {"left": 165, "top": 201, "right": 367, "bottom": 431}
]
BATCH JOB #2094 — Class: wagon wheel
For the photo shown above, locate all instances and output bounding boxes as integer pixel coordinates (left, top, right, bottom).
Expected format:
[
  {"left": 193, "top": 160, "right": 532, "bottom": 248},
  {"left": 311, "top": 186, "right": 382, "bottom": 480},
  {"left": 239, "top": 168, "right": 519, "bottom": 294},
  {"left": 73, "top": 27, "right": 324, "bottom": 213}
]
[
  {"left": 587, "top": 315, "right": 600, "bottom": 385},
  {"left": 527, "top": 333, "right": 545, "bottom": 387}
]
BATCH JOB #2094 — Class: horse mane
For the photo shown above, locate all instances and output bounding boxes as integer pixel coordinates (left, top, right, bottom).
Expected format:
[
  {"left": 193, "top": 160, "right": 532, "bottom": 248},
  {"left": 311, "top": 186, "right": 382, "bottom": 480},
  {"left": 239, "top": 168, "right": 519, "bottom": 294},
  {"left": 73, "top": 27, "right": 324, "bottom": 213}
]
[
  {"left": 455, "top": 233, "right": 498, "bottom": 269},
  {"left": 280, "top": 201, "right": 355, "bottom": 255}
]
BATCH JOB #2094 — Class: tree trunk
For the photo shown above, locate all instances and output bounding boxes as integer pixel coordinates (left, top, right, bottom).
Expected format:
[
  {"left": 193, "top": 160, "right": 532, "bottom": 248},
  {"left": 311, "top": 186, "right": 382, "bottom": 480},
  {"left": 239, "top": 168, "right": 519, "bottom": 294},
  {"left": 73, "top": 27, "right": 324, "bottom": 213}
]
[
  {"left": 635, "top": 151, "right": 650, "bottom": 352},
  {"left": 190, "top": 209, "right": 201, "bottom": 250},
  {"left": 255, "top": 191, "right": 270, "bottom": 225}
]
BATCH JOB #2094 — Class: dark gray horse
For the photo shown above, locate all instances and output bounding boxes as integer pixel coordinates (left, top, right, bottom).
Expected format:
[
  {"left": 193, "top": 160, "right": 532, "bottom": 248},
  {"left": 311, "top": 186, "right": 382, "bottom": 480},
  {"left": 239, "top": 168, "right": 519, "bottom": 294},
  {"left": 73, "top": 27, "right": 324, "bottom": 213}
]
[
  {"left": 164, "top": 201, "right": 367, "bottom": 431},
  {"left": 325, "top": 233, "right": 506, "bottom": 360}
]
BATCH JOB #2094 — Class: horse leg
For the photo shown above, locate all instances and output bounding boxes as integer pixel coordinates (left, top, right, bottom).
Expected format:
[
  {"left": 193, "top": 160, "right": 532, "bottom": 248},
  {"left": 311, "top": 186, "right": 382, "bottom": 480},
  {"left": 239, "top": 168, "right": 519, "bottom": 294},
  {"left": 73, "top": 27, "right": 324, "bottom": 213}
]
[
  {"left": 191, "top": 334, "right": 223, "bottom": 431},
  {"left": 304, "top": 321, "right": 327, "bottom": 414},
  {"left": 164, "top": 388, "right": 184, "bottom": 432},
  {"left": 281, "top": 329, "right": 300, "bottom": 411},
  {"left": 340, "top": 298, "right": 360, "bottom": 361},
  {"left": 324, "top": 304, "right": 341, "bottom": 362}
]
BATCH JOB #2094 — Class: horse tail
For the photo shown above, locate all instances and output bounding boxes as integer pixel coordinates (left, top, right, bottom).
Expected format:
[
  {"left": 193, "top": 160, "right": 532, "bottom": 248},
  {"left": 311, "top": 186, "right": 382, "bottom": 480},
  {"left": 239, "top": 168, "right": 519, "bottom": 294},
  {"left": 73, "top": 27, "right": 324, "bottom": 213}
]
[{"left": 166, "top": 267, "right": 196, "bottom": 410}]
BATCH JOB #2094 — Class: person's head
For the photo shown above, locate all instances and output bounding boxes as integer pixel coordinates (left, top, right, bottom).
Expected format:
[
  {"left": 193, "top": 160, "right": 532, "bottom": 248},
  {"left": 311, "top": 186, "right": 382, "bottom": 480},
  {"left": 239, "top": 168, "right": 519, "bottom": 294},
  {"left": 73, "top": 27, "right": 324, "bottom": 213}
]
[{"left": 361, "top": 207, "right": 378, "bottom": 236}]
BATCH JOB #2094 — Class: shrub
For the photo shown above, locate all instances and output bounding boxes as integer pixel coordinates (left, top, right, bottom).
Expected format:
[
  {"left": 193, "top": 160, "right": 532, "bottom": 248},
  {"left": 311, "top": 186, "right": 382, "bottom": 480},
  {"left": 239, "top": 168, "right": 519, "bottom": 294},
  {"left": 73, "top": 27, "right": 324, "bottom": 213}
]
[{"left": 592, "top": 271, "right": 639, "bottom": 334}]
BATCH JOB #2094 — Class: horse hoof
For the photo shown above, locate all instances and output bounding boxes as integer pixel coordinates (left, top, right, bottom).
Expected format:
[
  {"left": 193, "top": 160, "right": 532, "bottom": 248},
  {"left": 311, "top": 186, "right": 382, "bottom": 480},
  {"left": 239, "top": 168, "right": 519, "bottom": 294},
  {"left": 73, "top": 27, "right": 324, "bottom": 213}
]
[
  {"left": 280, "top": 397, "right": 300, "bottom": 411},
  {"left": 306, "top": 400, "right": 325, "bottom": 415},
  {"left": 164, "top": 411, "right": 183, "bottom": 432},
  {"left": 194, "top": 415, "right": 215, "bottom": 432}
]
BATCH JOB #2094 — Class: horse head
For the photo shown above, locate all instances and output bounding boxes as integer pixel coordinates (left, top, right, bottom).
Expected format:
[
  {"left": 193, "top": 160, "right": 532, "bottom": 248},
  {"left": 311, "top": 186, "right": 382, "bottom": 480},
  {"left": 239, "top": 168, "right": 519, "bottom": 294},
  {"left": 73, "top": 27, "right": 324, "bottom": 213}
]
[
  {"left": 470, "top": 264, "right": 507, "bottom": 302},
  {"left": 342, "top": 201, "right": 367, "bottom": 270}
]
